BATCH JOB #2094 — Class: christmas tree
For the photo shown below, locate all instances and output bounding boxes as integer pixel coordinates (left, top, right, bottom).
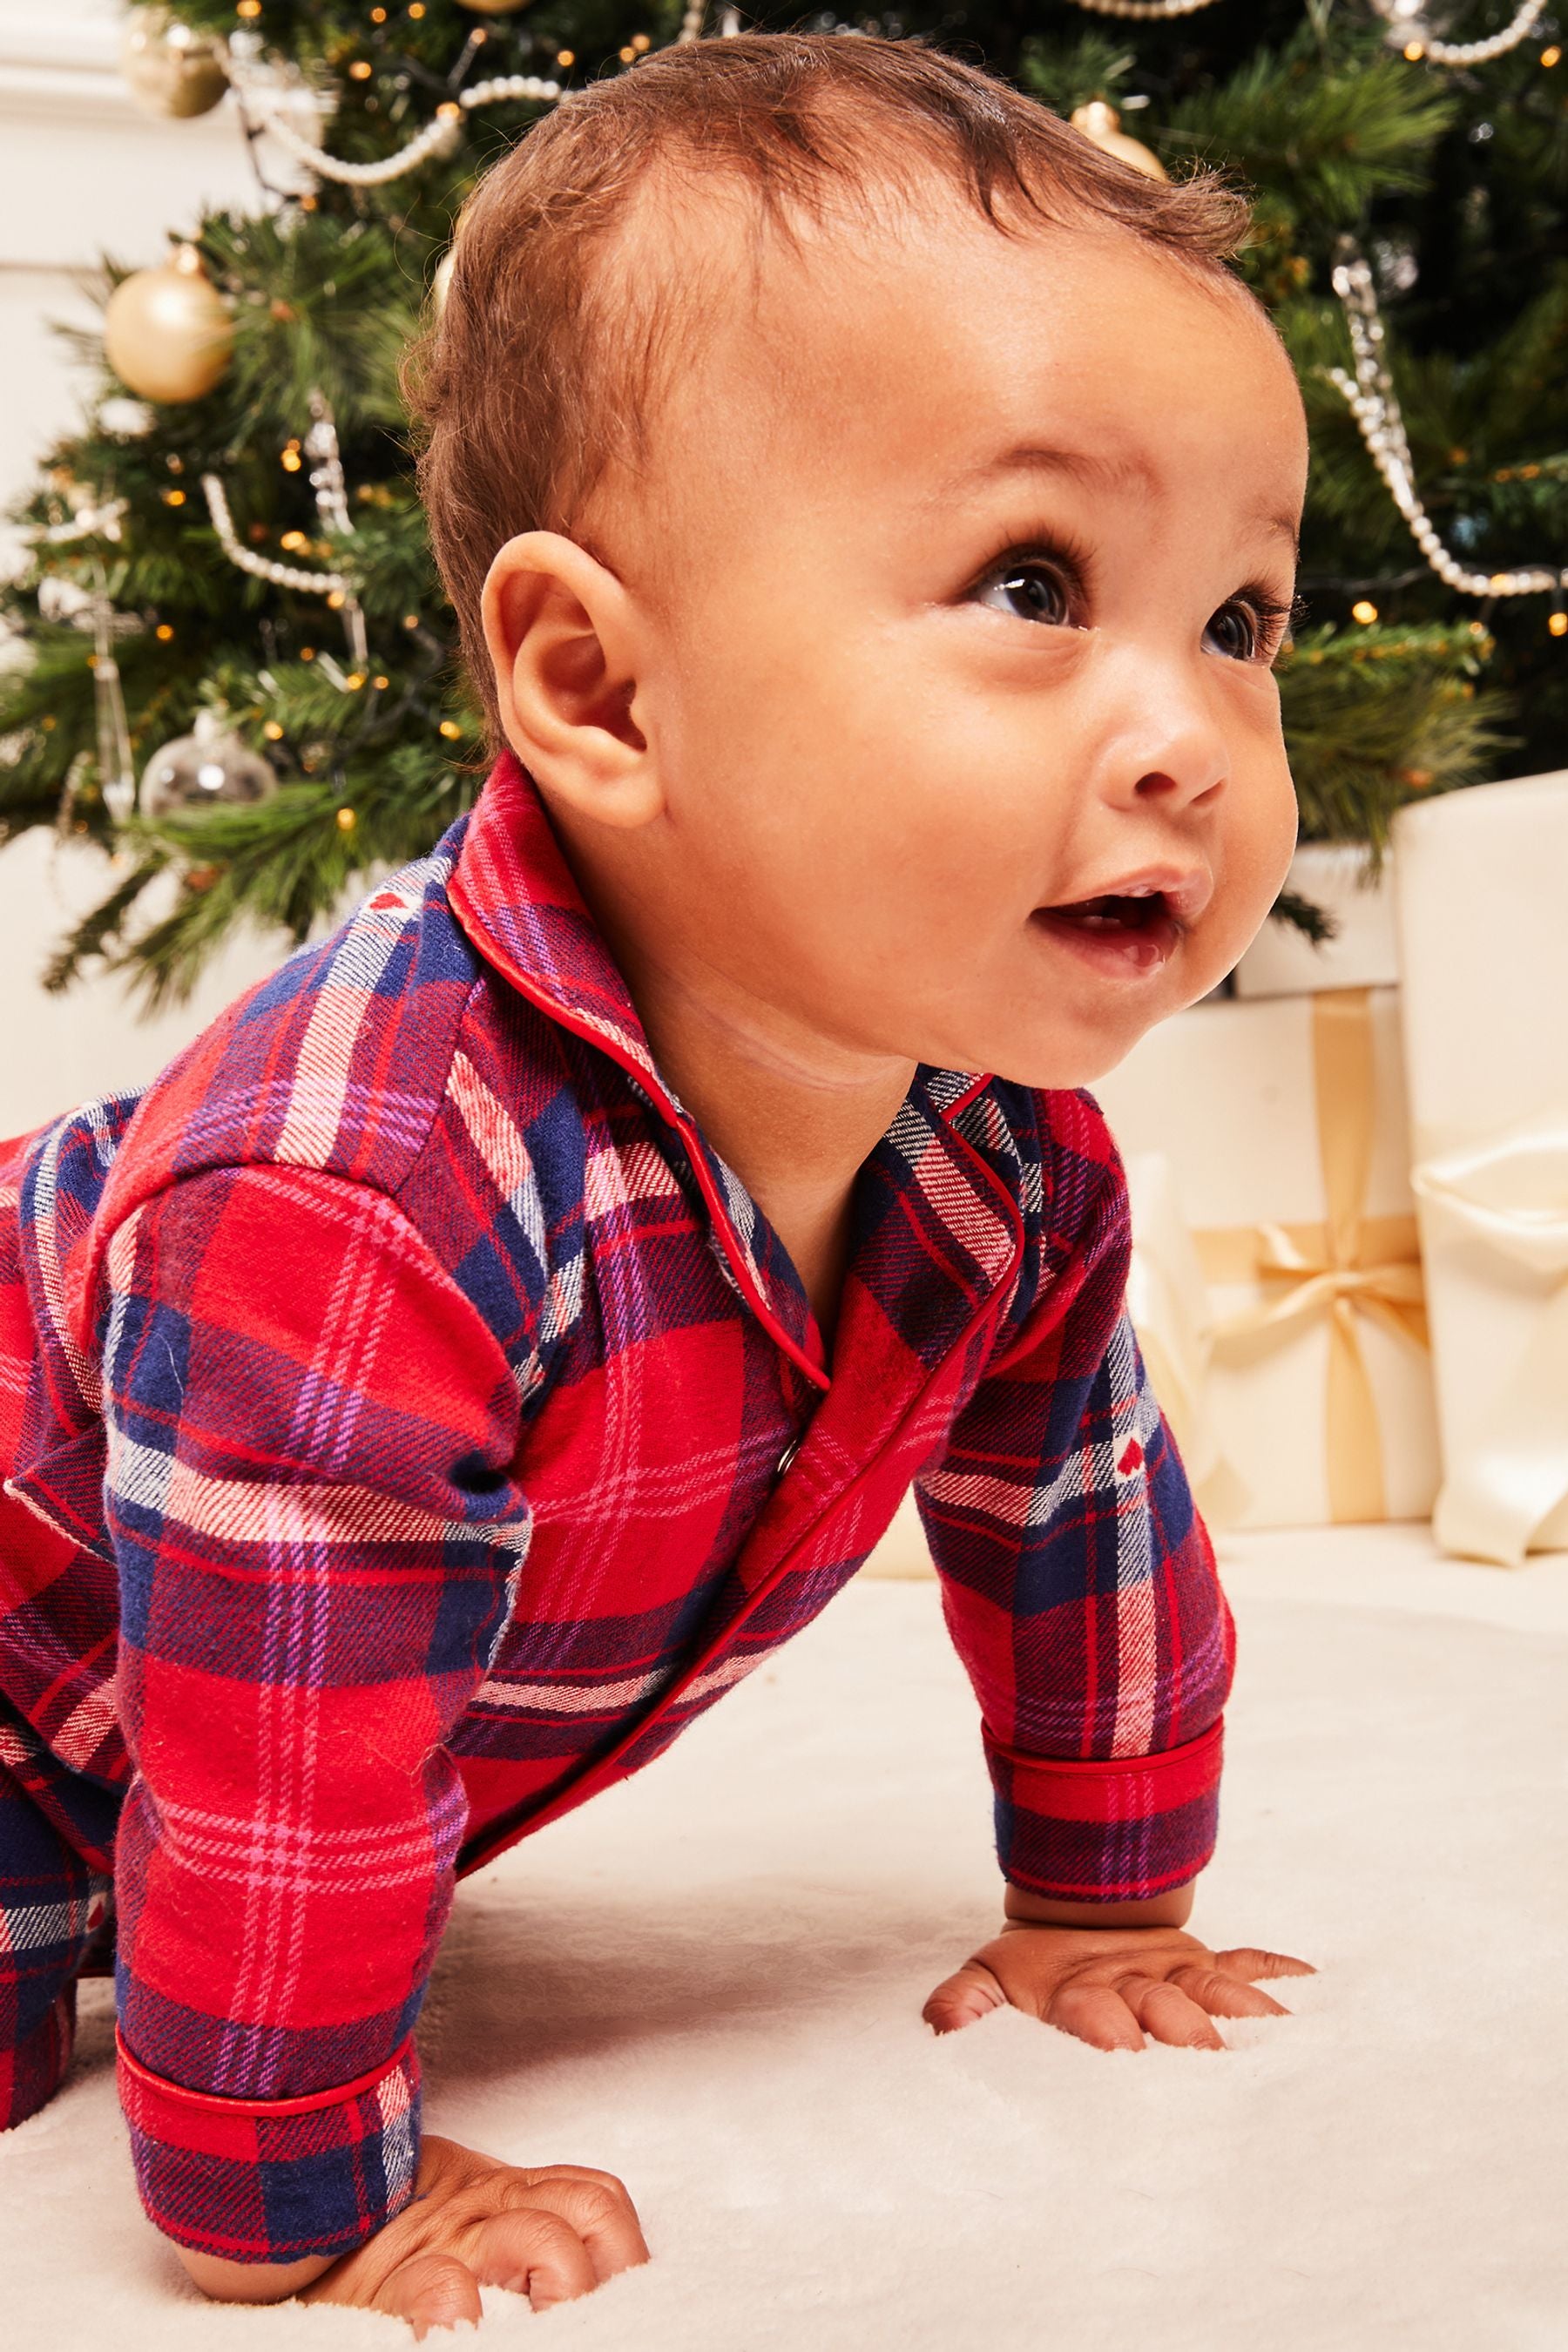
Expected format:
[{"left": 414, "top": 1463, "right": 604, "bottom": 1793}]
[{"left": 0, "top": 0, "right": 1559, "bottom": 1007}]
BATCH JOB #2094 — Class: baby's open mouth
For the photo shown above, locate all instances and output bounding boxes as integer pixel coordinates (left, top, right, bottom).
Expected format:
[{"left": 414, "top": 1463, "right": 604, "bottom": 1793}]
[
  {"left": 1030, "top": 885, "right": 1182, "bottom": 977},
  {"left": 1045, "top": 889, "right": 1170, "bottom": 935}
]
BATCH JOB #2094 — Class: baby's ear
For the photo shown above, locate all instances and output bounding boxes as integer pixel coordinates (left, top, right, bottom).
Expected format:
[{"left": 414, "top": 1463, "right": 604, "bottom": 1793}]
[{"left": 479, "top": 531, "right": 662, "bottom": 830}]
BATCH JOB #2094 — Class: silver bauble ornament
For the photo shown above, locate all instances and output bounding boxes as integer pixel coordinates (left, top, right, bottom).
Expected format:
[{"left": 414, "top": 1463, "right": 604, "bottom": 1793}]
[
  {"left": 1069, "top": 100, "right": 1167, "bottom": 184},
  {"left": 122, "top": 7, "right": 229, "bottom": 118},
  {"left": 104, "top": 245, "right": 233, "bottom": 405},
  {"left": 140, "top": 712, "right": 277, "bottom": 820}
]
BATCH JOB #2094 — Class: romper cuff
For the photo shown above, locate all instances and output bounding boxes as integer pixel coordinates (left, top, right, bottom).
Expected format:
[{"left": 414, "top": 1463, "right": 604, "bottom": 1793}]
[
  {"left": 116, "top": 2027, "right": 422, "bottom": 2264},
  {"left": 984, "top": 1714, "right": 1225, "bottom": 1903}
]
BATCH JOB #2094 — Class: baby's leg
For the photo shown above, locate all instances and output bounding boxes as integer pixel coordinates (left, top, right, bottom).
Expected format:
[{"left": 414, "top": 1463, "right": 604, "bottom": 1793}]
[{"left": 0, "top": 1749, "right": 111, "bottom": 2130}]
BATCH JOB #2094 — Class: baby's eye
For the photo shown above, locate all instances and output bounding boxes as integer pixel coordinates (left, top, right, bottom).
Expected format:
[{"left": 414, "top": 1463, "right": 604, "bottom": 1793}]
[
  {"left": 975, "top": 557, "right": 1077, "bottom": 629},
  {"left": 1206, "top": 599, "right": 1265, "bottom": 662},
  {"left": 1206, "top": 592, "right": 1297, "bottom": 665}
]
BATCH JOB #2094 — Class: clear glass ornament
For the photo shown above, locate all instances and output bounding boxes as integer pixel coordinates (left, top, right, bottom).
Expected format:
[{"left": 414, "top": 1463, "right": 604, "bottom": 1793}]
[{"left": 139, "top": 711, "right": 278, "bottom": 820}]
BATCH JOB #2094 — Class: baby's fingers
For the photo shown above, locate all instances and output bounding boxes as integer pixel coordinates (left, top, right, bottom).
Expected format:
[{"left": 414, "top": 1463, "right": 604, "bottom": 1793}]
[
  {"left": 375, "top": 2250, "right": 483, "bottom": 2340},
  {"left": 496, "top": 2175, "right": 652, "bottom": 2282},
  {"left": 1047, "top": 1979, "right": 1148, "bottom": 2053},
  {"left": 1169, "top": 1963, "right": 1293, "bottom": 2019},
  {"left": 923, "top": 1959, "right": 1007, "bottom": 2034},
  {"left": 1211, "top": 1945, "right": 1318, "bottom": 1982},
  {"left": 467, "top": 2206, "right": 599, "bottom": 2309}
]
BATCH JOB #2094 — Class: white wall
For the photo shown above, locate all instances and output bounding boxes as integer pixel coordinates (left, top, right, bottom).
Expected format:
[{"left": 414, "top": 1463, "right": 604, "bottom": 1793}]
[{"left": 0, "top": 0, "right": 306, "bottom": 1136}]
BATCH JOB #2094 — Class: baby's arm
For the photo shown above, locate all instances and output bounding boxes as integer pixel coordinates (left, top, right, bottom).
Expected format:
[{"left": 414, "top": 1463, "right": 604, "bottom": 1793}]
[
  {"left": 98, "top": 1164, "right": 632, "bottom": 2309},
  {"left": 914, "top": 1100, "right": 1316, "bottom": 2049}
]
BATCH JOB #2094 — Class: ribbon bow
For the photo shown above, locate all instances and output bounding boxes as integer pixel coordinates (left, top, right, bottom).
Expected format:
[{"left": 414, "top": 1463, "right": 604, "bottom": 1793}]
[
  {"left": 1411, "top": 1121, "right": 1568, "bottom": 1566},
  {"left": 1196, "top": 988, "right": 1429, "bottom": 1525}
]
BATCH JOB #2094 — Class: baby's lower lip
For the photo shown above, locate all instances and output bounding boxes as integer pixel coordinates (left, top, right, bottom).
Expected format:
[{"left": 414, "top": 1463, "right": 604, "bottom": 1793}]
[{"left": 1029, "top": 899, "right": 1181, "bottom": 978}]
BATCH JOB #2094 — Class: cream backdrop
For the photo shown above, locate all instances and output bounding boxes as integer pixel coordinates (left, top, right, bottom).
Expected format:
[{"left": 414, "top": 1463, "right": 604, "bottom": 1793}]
[{"left": 0, "top": 0, "right": 301, "bottom": 1138}]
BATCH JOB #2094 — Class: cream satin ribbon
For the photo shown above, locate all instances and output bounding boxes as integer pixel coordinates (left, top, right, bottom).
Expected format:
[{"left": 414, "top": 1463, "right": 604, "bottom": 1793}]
[
  {"left": 1411, "top": 1119, "right": 1568, "bottom": 1567},
  {"left": 1193, "top": 988, "right": 1428, "bottom": 1526}
]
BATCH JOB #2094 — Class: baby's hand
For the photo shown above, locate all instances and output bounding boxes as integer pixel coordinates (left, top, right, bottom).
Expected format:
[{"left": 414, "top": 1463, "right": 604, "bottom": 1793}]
[
  {"left": 923, "top": 1923, "right": 1316, "bottom": 2052},
  {"left": 298, "top": 2132, "right": 651, "bottom": 2335}
]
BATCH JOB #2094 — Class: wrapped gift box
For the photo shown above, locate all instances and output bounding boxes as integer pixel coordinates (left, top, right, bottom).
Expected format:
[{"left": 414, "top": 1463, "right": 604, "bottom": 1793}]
[
  {"left": 1392, "top": 770, "right": 1568, "bottom": 1565},
  {"left": 1095, "top": 988, "right": 1439, "bottom": 1529},
  {"left": 1233, "top": 842, "right": 1400, "bottom": 1000}
]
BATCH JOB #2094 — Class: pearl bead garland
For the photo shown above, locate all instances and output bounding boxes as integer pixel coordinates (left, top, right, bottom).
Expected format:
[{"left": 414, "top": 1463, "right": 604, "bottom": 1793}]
[
  {"left": 224, "top": 60, "right": 567, "bottom": 186},
  {"left": 1061, "top": 0, "right": 1548, "bottom": 57},
  {"left": 1328, "top": 244, "right": 1567, "bottom": 602},
  {"left": 201, "top": 472, "right": 370, "bottom": 671},
  {"left": 1366, "top": 0, "right": 1548, "bottom": 66},
  {"left": 226, "top": 0, "right": 745, "bottom": 185},
  {"left": 1058, "top": 0, "right": 1220, "bottom": 16}
]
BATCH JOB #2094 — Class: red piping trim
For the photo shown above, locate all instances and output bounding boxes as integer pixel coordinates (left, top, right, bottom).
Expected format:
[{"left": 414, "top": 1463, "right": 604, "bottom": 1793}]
[
  {"left": 115, "top": 2027, "right": 416, "bottom": 2118},
  {"left": 448, "top": 868, "right": 829, "bottom": 1393}
]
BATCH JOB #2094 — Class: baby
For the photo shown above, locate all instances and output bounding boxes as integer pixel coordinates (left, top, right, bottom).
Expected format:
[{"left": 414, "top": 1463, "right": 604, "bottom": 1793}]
[{"left": 0, "top": 29, "right": 1316, "bottom": 2336}]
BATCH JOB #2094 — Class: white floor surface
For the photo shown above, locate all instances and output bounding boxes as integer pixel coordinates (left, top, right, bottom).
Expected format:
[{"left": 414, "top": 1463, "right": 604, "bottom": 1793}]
[{"left": 4, "top": 1524, "right": 1567, "bottom": 2351}]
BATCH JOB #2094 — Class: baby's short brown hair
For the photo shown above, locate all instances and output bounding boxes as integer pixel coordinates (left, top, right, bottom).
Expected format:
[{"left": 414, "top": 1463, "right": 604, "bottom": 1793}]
[{"left": 406, "top": 30, "right": 1253, "bottom": 748}]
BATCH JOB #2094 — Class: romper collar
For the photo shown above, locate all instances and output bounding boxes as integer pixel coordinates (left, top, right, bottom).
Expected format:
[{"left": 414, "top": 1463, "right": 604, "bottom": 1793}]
[{"left": 446, "top": 752, "right": 1018, "bottom": 1390}]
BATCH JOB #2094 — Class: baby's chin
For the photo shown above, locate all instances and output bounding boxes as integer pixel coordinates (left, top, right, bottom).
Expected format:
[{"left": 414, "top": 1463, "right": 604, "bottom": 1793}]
[{"left": 973, "top": 971, "right": 1225, "bottom": 1092}]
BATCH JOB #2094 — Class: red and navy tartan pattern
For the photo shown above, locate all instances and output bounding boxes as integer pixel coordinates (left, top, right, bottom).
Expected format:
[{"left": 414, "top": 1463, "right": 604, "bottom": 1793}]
[
  {"left": 0, "top": 748, "right": 1233, "bottom": 2261},
  {"left": 118, "top": 2028, "right": 420, "bottom": 2264},
  {"left": 0, "top": 1715, "right": 112, "bottom": 2134}
]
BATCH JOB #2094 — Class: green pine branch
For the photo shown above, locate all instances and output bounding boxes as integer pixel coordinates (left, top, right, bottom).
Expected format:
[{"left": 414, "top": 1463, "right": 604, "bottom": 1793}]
[
  {"left": 1159, "top": 27, "right": 1461, "bottom": 229},
  {"left": 1277, "top": 618, "right": 1518, "bottom": 856}
]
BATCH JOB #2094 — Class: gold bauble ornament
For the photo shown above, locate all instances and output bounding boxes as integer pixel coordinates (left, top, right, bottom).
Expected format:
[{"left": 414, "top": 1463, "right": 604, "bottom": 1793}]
[
  {"left": 457, "top": 0, "right": 535, "bottom": 11},
  {"left": 121, "top": 7, "right": 229, "bottom": 118},
  {"left": 104, "top": 246, "right": 233, "bottom": 405},
  {"left": 1069, "top": 100, "right": 1167, "bottom": 184}
]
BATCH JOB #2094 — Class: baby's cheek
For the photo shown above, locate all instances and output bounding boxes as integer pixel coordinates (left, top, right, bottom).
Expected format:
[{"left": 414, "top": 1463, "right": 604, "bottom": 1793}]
[{"left": 1227, "top": 756, "right": 1299, "bottom": 920}]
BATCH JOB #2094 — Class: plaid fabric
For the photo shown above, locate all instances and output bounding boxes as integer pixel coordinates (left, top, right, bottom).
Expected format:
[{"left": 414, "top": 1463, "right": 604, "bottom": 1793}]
[
  {"left": 0, "top": 748, "right": 1233, "bottom": 2261},
  {"left": 0, "top": 1704, "right": 113, "bottom": 2132},
  {"left": 117, "top": 2026, "right": 420, "bottom": 2264}
]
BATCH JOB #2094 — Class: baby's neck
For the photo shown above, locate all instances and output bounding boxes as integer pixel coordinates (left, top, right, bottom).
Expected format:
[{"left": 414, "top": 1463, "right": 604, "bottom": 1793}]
[
  {"left": 612, "top": 944, "right": 910, "bottom": 1348},
  {"left": 642, "top": 992, "right": 906, "bottom": 1352}
]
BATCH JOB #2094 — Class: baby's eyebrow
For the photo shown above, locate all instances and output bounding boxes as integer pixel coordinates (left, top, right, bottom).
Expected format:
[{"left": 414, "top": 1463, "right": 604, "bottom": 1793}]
[
  {"left": 937, "top": 441, "right": 1150, "bottom": 502},
  {"left": 930, "top": 440, "right": 1301, "bottom": 558}
]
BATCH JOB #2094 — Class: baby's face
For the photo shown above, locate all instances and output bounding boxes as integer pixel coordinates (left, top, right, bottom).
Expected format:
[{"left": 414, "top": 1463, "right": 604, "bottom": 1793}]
[{"left": 586, "top": 193, "right": 1308, "bottom": 1089}]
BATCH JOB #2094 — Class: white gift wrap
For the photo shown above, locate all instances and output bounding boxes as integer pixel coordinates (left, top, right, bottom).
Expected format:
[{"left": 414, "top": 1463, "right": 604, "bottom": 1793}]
[
  {"left": 1233, "top": 842, "right": 1401, "bottom": 1000},
  {"left": 1392, "top": 770, "right": 1568, "bottom": 1565},
  {"left": 1096, "top": 991, "right": 1439, "bottom": 1529}
]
